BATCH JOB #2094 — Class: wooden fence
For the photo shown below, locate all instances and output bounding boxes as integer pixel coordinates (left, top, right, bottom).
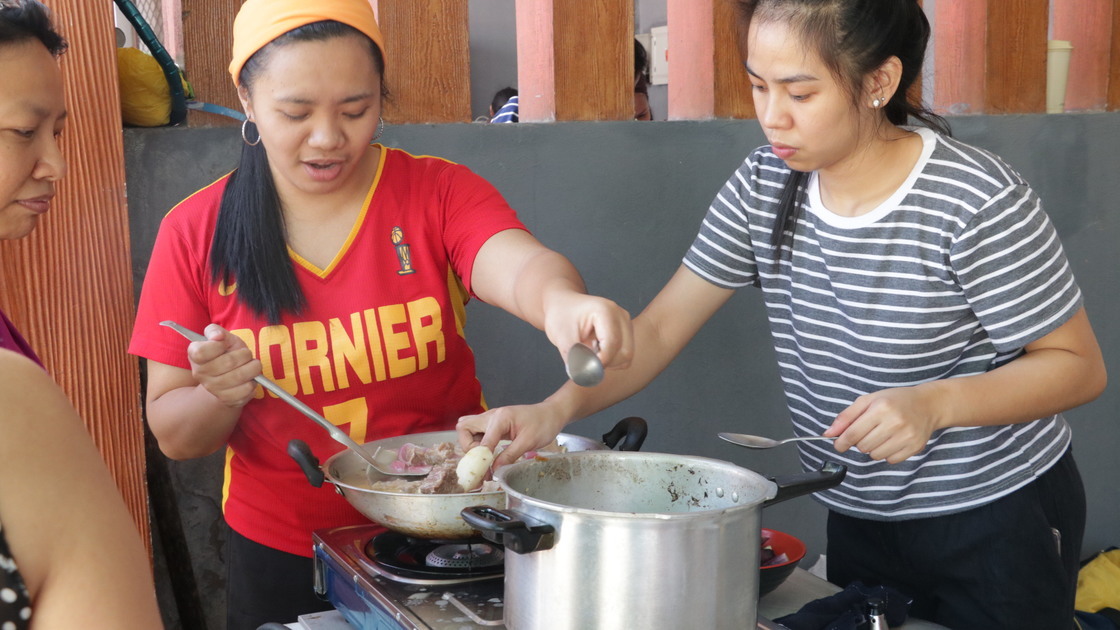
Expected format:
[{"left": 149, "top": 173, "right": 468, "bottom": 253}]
[{"left": 172, "top": 0, "right": 1120, "bottom": 126}]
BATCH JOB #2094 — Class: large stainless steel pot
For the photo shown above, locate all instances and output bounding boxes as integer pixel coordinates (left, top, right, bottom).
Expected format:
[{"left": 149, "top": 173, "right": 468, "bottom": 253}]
[
  {"left": 461, "top": 451, "right": 845, "bottom": 630},
  {"left": 288, "top": 417, "right": 646, "bottom": 539}
]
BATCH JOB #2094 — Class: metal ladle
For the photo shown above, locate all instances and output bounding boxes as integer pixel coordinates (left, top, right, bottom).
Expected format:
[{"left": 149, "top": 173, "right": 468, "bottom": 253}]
[
  {"left": 159, "top": 321, "right": 427, "bottom": 477},
  {"left": 566, "top": 342, "right": 604, "bottom": 387},
  {"left": 718, "top": 432, "right": 837, "bottom": 449}
]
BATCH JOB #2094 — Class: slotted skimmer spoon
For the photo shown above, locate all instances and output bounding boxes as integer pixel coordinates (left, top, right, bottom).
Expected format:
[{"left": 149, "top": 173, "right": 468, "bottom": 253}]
[
  {"left": 159, "top": 320, "right": 428, "bottom": 477},
  {"left": 718, "top": 432, "right": 837, "bottom": 449}
]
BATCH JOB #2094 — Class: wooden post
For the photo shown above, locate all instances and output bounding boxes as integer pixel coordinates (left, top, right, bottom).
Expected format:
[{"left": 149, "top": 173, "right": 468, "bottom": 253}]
[
  {"left": 181, "top": 0, "right": 241, "bottom": 126},
  {"left": 160, "top": 0, "right": 183, "bottom": 64},
  {"left": 2, "top": 1, "right": 150, "bottom": 551},
  {"left": 1111, "top": 3, "right": 1120, "bottom": 111},
  {"left": 667, "top": 0, "right": 715, "bottom": 120},
  {"left": 1051, "top": 0, "right": 1114, "bottom": 112},
  {"left": 984, "top": 0, "right": 1048, "bottom": 113},
  {"left": 552, "top": 0, "right": 633, "bottom": 121},
  {"left": 713, "top": 0, "right": 754, "bottom": 119},
  {"left": 933, "top": 0, "right": 987, "bottom": 114},
  {"left": 378, "top": 0, "right": 472, "bottom": 124},
  {"left": 516, "top": 0, "right": 556, "bottom": 122}
]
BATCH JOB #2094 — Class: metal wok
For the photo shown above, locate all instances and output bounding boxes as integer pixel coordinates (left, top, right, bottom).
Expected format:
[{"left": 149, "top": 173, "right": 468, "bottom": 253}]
[{"left": 288, "top": 417, "right": 646, "bottom": 539}]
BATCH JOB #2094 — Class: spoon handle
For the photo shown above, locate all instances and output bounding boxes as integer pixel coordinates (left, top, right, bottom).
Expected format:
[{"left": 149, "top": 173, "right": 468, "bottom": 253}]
[
  {"left": 250, "top": 374, "right": 376, "bottom": 465},
  {"left": 158, "top": 320, "right": 381, "bottom": 469},
  {"left": 718, "top": 431, "right": 836, "bottom": 449}
]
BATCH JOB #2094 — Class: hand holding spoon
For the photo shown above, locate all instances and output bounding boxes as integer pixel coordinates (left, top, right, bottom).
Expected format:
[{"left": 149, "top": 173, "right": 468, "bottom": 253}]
[{"left": 159, "top": 320, "right": 425, "bottom": 477}]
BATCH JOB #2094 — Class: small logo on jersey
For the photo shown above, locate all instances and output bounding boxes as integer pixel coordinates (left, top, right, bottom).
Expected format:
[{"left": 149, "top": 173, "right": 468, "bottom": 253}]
[
  {"left": 391, "top": 226, "right": 416, "bottom": 275},
  {"left": 218, "top": 279, "right": 237, "bottom": 296}
]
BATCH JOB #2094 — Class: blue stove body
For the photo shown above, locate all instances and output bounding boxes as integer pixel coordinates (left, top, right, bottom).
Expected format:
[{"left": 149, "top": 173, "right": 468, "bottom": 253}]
[{"left": 312, "top": 525, "right": 506, "bottom": 630}]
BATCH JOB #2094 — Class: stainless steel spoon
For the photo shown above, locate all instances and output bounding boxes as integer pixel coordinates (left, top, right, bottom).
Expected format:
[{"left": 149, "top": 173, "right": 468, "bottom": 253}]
[
  {"left": 159, "top": 320, "right": 427, "bottom": 477},
  {"left": 566, "top": 342, "right": 604, "bottom": 387},
  {"left": 718, "top": 432, "right": 837, "bottom": 449}
]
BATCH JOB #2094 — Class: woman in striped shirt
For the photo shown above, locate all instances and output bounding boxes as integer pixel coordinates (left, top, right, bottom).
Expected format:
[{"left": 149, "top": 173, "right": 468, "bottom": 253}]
[{"left": 459, "top": 1, "right": 1107, "bottom": 628}]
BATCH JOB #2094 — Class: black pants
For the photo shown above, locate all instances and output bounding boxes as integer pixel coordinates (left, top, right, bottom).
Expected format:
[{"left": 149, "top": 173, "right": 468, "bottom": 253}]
[
  {"left": 225, "top": 527, "right": 326, "bottom": 630},
  {"left": 826, "top": 448, "right": 1085, "bottom": 630},
  {"left": 824, "top": 446, "right": 1084, "bottom": 627}
]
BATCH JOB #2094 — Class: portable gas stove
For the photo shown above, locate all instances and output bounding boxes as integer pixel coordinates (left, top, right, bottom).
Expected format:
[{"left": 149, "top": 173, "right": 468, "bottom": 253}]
[
  {"left": 313, "top": 523, "right": 789, "bottom": 630},
  {"left": 313, "top": 524, "right": 507, "bottom": 629}
]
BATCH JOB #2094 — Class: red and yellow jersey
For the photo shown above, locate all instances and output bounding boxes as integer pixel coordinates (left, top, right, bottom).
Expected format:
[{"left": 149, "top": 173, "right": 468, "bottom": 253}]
[{"left": 130, "top": 147, "right": 527, "bottom": 555}]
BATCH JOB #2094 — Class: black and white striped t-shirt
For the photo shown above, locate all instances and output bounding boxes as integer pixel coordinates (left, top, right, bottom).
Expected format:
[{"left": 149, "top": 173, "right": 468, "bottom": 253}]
[{"left": 684, "top": 127, "right": 1082, "bottom": 520}]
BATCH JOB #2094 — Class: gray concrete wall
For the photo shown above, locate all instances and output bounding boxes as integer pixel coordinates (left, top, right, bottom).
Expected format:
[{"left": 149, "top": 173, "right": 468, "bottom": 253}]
[{"left": 125, "top": 114, "right": 1120, "bottom": 628}]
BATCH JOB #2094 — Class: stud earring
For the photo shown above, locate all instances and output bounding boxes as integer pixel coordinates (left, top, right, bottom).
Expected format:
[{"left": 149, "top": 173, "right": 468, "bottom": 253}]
[{"left": 872, "top": 98, "right": 882, "bottom": 108}]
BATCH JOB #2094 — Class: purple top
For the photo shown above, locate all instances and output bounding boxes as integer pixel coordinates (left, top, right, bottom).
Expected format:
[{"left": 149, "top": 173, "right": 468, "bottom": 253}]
[{"left": 0, "top": 308, "right": 41, "bottom": 366}]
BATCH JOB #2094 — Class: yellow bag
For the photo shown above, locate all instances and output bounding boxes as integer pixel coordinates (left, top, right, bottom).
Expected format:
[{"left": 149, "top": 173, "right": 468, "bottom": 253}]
[
  {"left": 117, "top": 47, "right": 190, "bottom": 127},
  {"left": 1077, "top": 548, "right": 1120, "bottom": 614}
]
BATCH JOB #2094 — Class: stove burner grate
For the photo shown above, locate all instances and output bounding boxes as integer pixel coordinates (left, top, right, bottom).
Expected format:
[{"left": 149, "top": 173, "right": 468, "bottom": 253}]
[
  {"left": 367, "top": 531, "right": 504, "bottom": 582},
  {"left": 425, "top": 542, "right": 504, "bottom": 569}
]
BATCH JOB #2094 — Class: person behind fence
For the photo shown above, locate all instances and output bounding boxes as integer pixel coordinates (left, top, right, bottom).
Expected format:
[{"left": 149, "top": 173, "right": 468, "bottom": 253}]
[
  {"left": 128, "top": 0, "right": 633, "bottom": 627},
  {"left": 458, "top": 1, "right": 1106, "bottom": 629},
  {"left": 0, "top": 2, "right": 164, "bottom": 628},
  {"left": 634, "top": 37, "right": 652, "bottom": 120},
  {"left": 489, "top": 86, "right": 518, "bottom": 122}
]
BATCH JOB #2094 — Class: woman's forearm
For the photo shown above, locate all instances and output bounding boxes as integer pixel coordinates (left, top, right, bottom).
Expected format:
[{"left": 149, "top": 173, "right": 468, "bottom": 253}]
[
  {"left": 931, "top": 309, "right": 1106, "bottom": 430},
  {"left": 147, "top": 384, "right": 243, "bottom": 459}
]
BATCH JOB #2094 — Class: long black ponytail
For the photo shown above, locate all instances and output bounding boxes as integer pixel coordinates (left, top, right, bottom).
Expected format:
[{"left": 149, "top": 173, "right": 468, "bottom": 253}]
[
  {"left": 210, "top": 21, "right": 386, "bottom": 324},
  {"left": 736, "top": 0, "right": 949, "bottom": 250},
  {"left": 211, "top": 133, "right": 293, "bottom": 323}
]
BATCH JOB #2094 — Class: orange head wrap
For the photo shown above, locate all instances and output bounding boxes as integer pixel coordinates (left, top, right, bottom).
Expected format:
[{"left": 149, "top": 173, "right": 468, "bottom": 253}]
[{"left": 228, "top": 0, "right": 386, "bottom": 86}]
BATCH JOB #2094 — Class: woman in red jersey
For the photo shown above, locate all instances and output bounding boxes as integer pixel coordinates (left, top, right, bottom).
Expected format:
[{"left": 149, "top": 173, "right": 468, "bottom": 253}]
[{"left": 128, "top": 1, "right": 633, "bottom": 627}]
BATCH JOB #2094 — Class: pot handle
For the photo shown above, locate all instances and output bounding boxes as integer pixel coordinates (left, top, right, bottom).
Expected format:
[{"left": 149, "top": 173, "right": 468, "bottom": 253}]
[
  {"left": 287, "top": 439, "right": 325, "bottom": 488},
  {"left": 762, "top": 462, "right": 847, "bottom": 508},
  {"left": 602, "top": 416, "right": 648, "bottom": 451},
  {"left": 460, "top": 506, "right": 555, "bottom": 554}
]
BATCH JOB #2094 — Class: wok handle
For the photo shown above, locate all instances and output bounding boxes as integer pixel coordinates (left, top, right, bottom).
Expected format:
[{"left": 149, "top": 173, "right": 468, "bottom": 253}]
[
  {"left": 602, "top": 416, "right": 648, "bottom": 451},
  {"left": 762, "top": 462, "right": 847, "bottom": 508},
  {"left": 287, "top": 439, "right": 325, "bottom": 488},
  {"left": 460, "top": 506, "right": 555, "bottom": 554}
]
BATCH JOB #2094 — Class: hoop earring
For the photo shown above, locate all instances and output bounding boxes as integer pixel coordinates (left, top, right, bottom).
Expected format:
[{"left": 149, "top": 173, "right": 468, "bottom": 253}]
[
  {"left": 371, "top": 116, "right": 385, "bottom": 143},
  {"left": 872, "top": 98, "right": 882, "bottom": 108},
  {"left": 241, "top": 119, "right": 261, "bottom": 146}
]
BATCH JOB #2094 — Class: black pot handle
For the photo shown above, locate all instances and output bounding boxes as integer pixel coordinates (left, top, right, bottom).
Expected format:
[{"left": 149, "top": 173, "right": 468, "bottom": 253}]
[
  {"left": 287, "top": 439, "right": 325, "bottom": 488},
  {"left": 460, "top": 506, "right": 556, "bottom": 554},
  {"left": 762, "top": 462, "right": 847, "bottom": 508},
  {"left": 602, "top": 416, "right": 648, "bottom": 451}
]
